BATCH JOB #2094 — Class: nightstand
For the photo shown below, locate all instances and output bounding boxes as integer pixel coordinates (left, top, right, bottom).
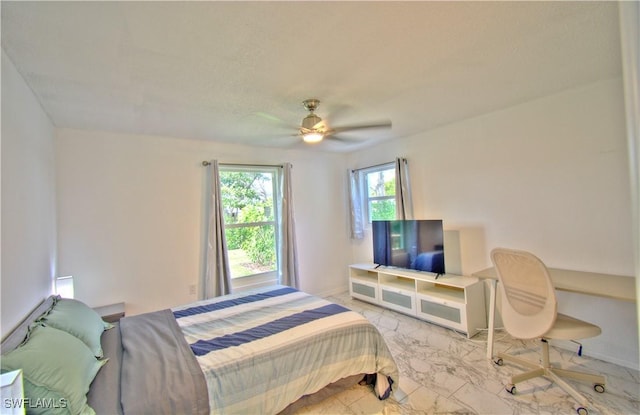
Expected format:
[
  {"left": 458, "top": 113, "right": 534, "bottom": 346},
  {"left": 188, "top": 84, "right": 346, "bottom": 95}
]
[
  {"left": 94, "top": 302, "right": 125, "bottom": 323},
  {"left": 1, "top": 369, "right": 24, "bottom": 415}
]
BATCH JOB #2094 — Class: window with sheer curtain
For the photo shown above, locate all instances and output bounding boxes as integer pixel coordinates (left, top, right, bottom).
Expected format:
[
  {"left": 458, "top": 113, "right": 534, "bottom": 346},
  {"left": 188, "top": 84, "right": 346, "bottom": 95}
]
[
  {"left": 349, "top": 158, "right": 413, "bottom": 239},
  {"left": 361, "top": 163, "right": 397, "bottom": 222}
]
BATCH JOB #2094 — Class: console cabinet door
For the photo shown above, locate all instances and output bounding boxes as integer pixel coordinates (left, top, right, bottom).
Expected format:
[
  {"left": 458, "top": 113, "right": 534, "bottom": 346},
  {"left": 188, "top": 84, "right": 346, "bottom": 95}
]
[
  {"left": 350, "top": 279, "right": 379, "bottom": 304},
  {"left": 379, "top": 285, "right": 416, "bottom": 315}
]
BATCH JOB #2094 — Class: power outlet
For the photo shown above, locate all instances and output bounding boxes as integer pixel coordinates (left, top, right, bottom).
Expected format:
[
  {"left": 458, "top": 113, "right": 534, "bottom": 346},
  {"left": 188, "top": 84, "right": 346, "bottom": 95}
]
[{"left": 189, "top": 284, "right": 196, "bottom": 295}]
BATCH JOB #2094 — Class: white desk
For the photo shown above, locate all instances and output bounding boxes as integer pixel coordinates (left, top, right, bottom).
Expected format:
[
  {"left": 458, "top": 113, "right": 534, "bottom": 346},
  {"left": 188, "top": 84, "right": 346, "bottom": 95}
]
[{"left": 472, "top": 267, "right": 636, "bottom": 359}]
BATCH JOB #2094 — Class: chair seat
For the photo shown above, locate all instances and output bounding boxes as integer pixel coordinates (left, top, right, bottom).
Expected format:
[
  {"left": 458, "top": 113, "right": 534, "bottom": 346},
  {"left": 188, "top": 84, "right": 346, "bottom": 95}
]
[{"left": 545, "top": 313, "right": 602, "bottom": 340}]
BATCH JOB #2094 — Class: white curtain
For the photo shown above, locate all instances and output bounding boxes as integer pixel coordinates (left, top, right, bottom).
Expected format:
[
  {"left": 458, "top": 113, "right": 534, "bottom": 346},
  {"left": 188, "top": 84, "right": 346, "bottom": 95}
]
[
  {"left": 202, "top": 160, "right": 232, "bottom": 299},
  {"left": 395, "top": 157, "right": 414, "bottom": 219},
  {"left": 348, "top": 169, "right": 365, "bottom": 239},
  {"left": 619, "top": 0, "right": 640, "bottom": 348},
  {"left": 277, "top": 163, "right": 300, "bottom": 288}
]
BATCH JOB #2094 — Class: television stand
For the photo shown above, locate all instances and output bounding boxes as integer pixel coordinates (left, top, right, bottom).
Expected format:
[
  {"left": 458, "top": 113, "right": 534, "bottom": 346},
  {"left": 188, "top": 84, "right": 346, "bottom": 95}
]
[{"left": 349, "top": 264, "right": 486, "bottom": 338}]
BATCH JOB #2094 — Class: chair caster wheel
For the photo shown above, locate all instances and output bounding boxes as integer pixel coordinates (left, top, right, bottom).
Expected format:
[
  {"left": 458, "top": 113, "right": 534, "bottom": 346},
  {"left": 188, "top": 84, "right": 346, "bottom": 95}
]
[
  {"left": 505, "top": 384, "right": 516, "bottom": 395},
  {"left": 494, "top": 358, "right": 503, "bottom": 366},
  {"left": 576, "top": 406, "right": 588, "bottom": 415},
  {"left": 594, "top": 383, "right": 605, "bottom": 393}
]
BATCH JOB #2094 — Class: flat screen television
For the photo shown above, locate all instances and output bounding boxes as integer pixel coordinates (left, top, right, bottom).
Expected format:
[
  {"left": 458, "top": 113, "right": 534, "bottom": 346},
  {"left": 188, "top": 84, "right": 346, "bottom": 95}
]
[{"left": 372, "top": 219, "right": 445, "bottom": 277}]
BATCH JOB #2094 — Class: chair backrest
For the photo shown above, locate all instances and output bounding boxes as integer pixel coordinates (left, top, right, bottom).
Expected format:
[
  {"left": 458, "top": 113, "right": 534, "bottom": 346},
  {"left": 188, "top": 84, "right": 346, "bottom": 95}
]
[{"left": 490, "top": 248, "right": 557, "bottom": 339}]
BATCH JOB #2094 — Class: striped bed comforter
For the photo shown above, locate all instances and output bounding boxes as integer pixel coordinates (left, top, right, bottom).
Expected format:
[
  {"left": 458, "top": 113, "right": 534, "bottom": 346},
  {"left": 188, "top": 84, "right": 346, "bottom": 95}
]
[{"left": 172, "top": 285, "right": 398, "bottom": 414}]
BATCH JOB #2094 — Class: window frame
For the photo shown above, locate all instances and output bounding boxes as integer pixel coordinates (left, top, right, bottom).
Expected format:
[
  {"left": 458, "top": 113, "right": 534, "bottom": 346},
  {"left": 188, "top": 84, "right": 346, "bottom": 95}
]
[
  {"left": 219, "top": 165, "right": 281, "bottom": 287},
  {"left": 359, "top": 162, "right": 397, "bottom": 224}
]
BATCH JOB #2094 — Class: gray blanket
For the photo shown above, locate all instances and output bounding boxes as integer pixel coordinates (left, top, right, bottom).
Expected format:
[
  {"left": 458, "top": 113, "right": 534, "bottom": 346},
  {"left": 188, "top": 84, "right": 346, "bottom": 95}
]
[
  {"left": 119, "top": 309, "right": 209, "bottom": 414},
  {"left": 87, "top": 323, "right": 123, "bottom": 414}
]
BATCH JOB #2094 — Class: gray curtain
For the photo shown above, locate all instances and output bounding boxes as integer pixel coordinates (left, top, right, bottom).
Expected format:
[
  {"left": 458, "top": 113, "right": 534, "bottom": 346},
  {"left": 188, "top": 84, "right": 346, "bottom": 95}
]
[
  {"left": 202, "top": 160, "right": 232, "bottom": 299},
  {"left": 278, "top": 163, "right": 300, "bottom": 288},
  {"left": 348, "top": 169, "right": 365, "bottom": 239},
  {"left": 395, "top": 157, "right": 414, "bottom": 220}
]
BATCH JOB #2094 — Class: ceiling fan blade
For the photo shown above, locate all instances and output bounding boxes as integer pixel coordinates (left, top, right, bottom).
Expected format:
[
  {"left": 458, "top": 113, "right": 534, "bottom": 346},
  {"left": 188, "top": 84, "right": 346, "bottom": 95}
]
[
  {"left": 326, "top": 134, "right": 360, "bottom": 143},
  {"left": 250, "top": 112, "right": 300, "bottom": 131},
  {"left": 254, "top": 111, "right": 284, "bottom": 123},
  {"left": 331, "top": 120, "right": 392, "bottom": 134},
  {"left": 298, "top": 127, "right": 318, "bottom": 135}
]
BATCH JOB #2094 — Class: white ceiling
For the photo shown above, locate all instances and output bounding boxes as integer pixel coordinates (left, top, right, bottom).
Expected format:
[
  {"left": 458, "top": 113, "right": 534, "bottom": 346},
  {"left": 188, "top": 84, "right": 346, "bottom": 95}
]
[{"left": 1, "top": 1, "right": 622, "bottom": 152}]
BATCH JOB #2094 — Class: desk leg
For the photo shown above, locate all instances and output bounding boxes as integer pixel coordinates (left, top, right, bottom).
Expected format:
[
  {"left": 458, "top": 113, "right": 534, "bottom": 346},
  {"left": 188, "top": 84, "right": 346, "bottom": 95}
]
[{"left": 487, "top": 279, "right": 497, "bottom": 360}]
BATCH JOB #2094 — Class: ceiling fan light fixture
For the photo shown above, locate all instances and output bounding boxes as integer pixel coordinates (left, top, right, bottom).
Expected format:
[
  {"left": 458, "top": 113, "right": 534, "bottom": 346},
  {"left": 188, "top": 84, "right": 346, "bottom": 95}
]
[{"left": 302, "top": 131, "right": 324, "bottom": 143}]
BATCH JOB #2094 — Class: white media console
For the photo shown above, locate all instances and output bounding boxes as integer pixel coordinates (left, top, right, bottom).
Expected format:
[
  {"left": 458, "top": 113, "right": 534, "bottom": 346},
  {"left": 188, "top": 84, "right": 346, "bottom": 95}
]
[{"left": 349, "top": 263, "right": 486, "bottom": 338}]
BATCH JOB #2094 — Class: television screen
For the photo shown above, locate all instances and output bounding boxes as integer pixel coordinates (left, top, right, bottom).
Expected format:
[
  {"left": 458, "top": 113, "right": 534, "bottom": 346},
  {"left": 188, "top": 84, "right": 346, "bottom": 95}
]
[{"left": 372, "top": 220, "right": 445, "bottom": 275}]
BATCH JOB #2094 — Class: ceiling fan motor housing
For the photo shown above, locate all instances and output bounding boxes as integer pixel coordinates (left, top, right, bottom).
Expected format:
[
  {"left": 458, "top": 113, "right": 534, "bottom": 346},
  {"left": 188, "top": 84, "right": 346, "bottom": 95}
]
[
  {"left": 301, "top": 99, "right": 324, "bottom": 131},
  {"left": 302, "top": 113, "right": 322, "bottom": 130}
]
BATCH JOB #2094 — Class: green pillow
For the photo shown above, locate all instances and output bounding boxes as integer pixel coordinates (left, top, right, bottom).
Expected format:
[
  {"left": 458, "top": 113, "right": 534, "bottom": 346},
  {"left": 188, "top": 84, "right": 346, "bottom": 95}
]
[
  {"left": 0, "top": 325, "right": 107, "bottom": 415},
  {"left": 38, "top": 298, "right": 112, "bottom": 358}
]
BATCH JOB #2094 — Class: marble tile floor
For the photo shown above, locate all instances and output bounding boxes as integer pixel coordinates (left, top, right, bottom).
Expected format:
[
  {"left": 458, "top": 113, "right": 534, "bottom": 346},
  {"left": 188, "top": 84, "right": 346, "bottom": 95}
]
[{"left": 294, "top": 292, "right": 640, "bottom": 415}]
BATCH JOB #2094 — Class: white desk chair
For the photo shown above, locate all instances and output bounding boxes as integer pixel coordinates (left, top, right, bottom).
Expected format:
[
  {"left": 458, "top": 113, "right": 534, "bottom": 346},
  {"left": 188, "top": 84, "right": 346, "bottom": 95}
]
[{"left": 490, "top": 248, "right": 606, "bottom": 415}]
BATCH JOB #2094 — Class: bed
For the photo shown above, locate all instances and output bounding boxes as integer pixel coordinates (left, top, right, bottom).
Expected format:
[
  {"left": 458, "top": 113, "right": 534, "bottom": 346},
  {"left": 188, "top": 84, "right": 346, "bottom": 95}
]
[{"left": 1, "top": 285, "right": 398, "bottom": 414}]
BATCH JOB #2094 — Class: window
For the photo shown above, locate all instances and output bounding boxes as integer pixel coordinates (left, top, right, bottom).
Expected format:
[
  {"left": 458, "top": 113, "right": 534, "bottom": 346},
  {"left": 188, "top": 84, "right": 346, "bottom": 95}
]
[
  {"left": 219, "top": 166, "right": 279, "bottom": 281},
  {"left": 362, "top": 163, "right": 396, "bottom": 222},
  {"left": 349, "top": 158, "right": 411, "bottom": 237}
]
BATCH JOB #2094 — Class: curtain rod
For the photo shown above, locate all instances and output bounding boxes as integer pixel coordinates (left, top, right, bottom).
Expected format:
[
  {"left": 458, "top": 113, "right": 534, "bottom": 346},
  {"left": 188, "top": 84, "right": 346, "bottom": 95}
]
[
  {"left": 351, "top": 158, "right": 405, "bottom": 173},
  {"left": 201, "top": 161, "right": 284, "bottom": 168}
]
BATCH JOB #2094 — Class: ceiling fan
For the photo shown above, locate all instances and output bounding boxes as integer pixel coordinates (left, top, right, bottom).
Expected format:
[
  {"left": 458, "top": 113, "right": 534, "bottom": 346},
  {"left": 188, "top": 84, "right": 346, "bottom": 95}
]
[{"left": 296, "top": 98, "right": 391, "bottom": 144}]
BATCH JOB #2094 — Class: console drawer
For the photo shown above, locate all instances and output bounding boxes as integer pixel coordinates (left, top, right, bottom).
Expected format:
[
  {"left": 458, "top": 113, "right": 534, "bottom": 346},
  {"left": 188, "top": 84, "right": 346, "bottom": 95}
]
[
  {"left": 416, "top": 293, "right": 466, "bottom": 332},
  {"left": 379, "top": 285, "right": 416, "bottom": 315}
]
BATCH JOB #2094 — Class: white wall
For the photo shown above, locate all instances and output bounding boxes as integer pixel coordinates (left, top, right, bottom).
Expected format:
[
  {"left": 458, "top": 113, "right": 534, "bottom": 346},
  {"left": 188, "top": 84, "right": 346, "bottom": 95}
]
[
  {"left": 347, "top": 78, "right": 638, "bottom": 369},
  {"left": 1, "top": 51, "right": 57, "bottom": 338},
  {"left": 55, "top": 129, "right": 350, "bottom": 316}
]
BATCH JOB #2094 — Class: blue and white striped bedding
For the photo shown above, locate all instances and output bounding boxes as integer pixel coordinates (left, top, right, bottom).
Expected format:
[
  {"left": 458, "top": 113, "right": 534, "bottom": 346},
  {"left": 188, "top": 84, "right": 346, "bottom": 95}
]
[{"left": 173, "top": 285, "right": 398, "bottom": 414}]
